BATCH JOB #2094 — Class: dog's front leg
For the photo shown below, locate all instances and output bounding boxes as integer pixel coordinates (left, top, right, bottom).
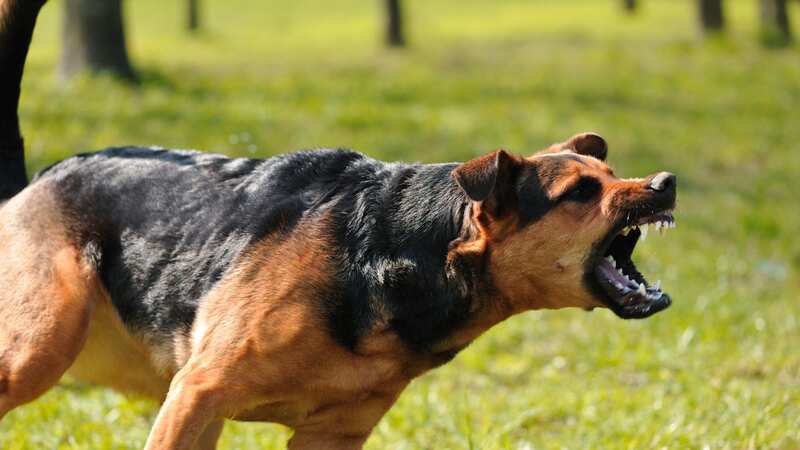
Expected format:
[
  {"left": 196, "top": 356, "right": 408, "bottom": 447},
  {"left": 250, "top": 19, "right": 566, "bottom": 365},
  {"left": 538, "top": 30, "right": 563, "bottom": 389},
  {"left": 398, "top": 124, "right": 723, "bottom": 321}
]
[{"left": 144, "top": 367, "right": 229, "bottom": 450}]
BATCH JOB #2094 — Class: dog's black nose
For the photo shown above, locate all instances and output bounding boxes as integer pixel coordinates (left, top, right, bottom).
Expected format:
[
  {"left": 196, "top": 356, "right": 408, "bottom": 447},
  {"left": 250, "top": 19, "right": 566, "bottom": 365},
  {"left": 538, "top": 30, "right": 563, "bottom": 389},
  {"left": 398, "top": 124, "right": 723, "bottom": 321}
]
[{"left": 648, "top": 172, "right": 676, "bottom": 193}]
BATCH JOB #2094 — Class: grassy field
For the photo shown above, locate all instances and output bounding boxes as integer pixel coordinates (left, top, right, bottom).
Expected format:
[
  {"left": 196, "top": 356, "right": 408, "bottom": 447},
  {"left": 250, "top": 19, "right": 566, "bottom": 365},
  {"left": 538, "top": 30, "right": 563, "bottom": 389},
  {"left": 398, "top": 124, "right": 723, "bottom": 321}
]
[{"left": 2, "top": 0, "right": 799, "bottom": 448}]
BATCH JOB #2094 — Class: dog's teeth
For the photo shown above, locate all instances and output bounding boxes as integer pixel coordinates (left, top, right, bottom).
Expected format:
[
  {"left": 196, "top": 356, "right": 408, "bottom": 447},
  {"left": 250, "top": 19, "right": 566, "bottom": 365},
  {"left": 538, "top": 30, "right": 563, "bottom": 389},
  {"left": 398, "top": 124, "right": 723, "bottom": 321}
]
[
  {"left": 655, "top": 221, "right": 662, "bottom": 231},
  {"left": 637, "top": 284, "right": 646, "bottom": 295},
  {"left": 621, "top": 227, "right": 630, "bottom": 236},
  {"left": 608, "top": 256, "right": 616, "bottom": 267},
  {"left": 653, "top": 280, "right": 661, "bottom": 290},
  {"left": 640, "top": 224, "right": 648, "bottom": 241}
]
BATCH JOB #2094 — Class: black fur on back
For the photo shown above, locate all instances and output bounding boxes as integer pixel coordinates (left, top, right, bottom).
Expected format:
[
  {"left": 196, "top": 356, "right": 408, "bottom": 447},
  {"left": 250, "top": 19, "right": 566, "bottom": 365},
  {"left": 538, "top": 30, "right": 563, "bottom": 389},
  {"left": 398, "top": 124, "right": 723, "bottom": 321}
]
[{"left": 37, "top": 147, "right": 476, "bottom": 353}]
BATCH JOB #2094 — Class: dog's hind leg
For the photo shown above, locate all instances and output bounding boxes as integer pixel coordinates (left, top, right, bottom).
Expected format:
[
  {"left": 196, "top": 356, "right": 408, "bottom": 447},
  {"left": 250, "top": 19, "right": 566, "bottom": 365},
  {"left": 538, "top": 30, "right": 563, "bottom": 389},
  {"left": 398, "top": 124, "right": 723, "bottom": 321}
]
[{"left": 0, "top": 186, "right": 100, "bottom": 419}]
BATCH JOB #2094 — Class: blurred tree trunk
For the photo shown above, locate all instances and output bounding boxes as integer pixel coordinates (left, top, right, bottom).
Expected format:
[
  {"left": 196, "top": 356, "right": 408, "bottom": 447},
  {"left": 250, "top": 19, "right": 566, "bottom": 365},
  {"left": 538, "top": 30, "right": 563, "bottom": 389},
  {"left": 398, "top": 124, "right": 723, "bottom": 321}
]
[
  {"left": 385, "top": 0, "right": 405, "bottom": 47},
  {"left": 187, "top": 0, "right": 200, "bottom": 32},
  {"left": 60, "top": 0, "right": 137, "bottom": 82},
  {"left": 622, "top": 0, "right": 637, "bottom": 13},
  {"left": 759, "top": 0, "right": 792, "bottom": 42},
  {"left": 698, "top": 0, "right": 725, "bottom": 32}
]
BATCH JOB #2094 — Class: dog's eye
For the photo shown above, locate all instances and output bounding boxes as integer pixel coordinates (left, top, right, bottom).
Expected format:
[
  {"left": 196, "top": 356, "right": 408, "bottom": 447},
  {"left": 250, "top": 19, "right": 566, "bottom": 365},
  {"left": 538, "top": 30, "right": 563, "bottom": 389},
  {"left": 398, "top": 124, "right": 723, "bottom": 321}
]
[{"left": 563, "top": 177, "right": 600, "bottom": 203}]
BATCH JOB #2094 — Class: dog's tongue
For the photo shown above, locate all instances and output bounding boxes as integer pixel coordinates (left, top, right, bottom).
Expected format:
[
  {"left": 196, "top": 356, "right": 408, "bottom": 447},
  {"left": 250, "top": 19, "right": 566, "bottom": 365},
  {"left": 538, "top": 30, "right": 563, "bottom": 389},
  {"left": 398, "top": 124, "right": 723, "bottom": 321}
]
[{"left": 596, "top": 257, "right": 637, "bottom": 291}]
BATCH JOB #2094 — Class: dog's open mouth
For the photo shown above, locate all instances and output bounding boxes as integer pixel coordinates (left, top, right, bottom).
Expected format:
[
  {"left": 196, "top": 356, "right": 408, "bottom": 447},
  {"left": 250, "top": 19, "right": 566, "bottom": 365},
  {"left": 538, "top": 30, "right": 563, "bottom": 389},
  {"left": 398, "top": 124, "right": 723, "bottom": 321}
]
[{"left": 593, "top": 211, "right": 675, "bottom": 318}]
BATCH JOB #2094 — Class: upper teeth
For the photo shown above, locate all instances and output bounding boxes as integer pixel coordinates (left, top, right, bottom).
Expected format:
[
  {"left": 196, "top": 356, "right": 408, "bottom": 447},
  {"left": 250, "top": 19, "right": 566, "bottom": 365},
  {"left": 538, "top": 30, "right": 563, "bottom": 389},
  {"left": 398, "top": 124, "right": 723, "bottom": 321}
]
[{"left": 620, "top": 217, "right": 675, "bottom": 239}]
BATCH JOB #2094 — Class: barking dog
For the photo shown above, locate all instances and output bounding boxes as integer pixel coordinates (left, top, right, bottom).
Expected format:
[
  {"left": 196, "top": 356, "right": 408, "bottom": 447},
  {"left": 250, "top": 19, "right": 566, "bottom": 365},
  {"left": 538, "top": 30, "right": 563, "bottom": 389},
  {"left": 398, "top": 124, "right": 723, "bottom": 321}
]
[{"left": 0, "top": 1, "right": 676, "bottom": 449}]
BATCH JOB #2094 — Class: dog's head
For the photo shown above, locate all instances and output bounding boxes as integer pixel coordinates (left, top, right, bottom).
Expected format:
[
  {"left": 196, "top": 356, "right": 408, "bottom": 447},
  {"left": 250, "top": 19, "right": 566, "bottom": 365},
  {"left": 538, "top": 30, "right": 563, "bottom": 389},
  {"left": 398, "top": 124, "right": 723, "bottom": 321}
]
[{"left": 451, "top": 132, "right": 676, "bottom": 319}]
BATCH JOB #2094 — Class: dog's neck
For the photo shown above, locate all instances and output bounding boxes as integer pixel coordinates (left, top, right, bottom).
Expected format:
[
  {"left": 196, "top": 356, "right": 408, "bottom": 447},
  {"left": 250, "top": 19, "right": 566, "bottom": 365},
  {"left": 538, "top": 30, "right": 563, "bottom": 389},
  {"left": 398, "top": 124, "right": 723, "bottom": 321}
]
[
  {"left": 361, "top": 162, "right": 516, "bottom": 359},
  {"left": 395, "top": 164, "right": 553, "bottom": 360}
]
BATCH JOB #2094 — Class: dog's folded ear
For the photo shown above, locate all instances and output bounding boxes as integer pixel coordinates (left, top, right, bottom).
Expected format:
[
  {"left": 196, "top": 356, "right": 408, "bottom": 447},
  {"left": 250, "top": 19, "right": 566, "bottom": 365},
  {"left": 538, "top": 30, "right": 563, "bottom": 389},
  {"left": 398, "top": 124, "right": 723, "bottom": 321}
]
[
  {"left": 452, "top": 150, "right": 521, "bottom": 214},
  {"left": 542, "top": 132, "right": 608, "bottom": 161}
]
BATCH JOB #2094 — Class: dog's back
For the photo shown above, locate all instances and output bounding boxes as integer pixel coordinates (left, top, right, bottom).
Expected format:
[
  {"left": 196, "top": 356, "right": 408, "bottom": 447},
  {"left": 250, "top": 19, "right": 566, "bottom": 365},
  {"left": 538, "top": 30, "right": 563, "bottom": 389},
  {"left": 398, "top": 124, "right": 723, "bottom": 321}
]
[
  {"left": 35, "top": 147, "right": 365, "bottom": 335},
  {"left": 27, "top": 145, "right": 470, "bottom": 352}
]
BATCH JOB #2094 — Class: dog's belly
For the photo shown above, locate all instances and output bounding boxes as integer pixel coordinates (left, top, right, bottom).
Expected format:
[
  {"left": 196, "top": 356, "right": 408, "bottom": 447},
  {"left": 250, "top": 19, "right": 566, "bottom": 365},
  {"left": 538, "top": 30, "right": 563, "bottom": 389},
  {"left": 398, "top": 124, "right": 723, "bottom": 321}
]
[
  {"left": 66, "top": 297, "right": 171, "bottom": 400},
  {"left": 232, "top": 400, "right": 314, "bottom": 424}
]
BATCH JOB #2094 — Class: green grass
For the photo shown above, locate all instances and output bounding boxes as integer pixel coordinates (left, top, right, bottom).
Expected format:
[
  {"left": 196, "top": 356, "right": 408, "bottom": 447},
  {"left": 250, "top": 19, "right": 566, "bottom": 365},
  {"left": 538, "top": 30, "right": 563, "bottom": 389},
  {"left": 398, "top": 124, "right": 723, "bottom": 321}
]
[{"left": 2, "top": 0, "right": 800, "bottom": 448}]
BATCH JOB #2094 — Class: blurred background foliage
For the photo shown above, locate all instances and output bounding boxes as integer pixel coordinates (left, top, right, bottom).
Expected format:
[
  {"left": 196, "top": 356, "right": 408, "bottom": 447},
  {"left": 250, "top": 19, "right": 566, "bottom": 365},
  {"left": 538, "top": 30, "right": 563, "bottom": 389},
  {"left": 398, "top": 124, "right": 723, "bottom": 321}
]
[{"left": 1, "top": 0, "right": 799, "bottom": 448}]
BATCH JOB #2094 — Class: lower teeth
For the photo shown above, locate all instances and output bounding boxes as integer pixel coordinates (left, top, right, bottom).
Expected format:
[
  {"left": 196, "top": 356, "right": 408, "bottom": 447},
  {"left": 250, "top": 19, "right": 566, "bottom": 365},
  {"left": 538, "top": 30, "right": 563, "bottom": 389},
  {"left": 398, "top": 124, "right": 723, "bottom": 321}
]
[
  {"left": 612, "top": 275, "right": 662, "bottom": 299},
  {"left": 603, "top": 257, "right": 662, "bottom": 299}
]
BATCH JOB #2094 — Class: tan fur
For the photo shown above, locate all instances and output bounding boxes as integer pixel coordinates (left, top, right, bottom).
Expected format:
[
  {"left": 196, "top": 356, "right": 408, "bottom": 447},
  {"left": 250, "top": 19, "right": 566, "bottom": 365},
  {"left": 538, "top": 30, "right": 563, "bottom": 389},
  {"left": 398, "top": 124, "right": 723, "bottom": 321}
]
[
  {"left": 0, "top": 183, "right": 98, "bottom": 417},
  {"left": 143, "top": 218, "right": 415, "bottom": 449},
  {"left": 67, "top": 293, "right": 171, "bottom": 400},
  {"left": 488, "top": 152, "right": 650, "bottom": 313}
]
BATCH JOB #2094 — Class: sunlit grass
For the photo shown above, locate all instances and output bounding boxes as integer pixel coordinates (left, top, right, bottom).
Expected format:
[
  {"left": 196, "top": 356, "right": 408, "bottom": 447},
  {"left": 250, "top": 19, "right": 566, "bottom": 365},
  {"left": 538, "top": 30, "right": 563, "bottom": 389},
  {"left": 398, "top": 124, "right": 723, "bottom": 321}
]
[{"left": 2, "top": 0, "right": 799, "bottom": 448}]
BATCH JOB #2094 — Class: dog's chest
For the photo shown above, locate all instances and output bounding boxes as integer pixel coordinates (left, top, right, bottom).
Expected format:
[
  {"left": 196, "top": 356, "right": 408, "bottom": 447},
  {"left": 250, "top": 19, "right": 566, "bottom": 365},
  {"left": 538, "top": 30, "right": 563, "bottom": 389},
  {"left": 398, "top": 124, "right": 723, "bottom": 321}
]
[
  {"left": 67, "top": 296, "right": 172, "bottom": 399},
  {"left": 227, "top": 343, "right": 421, "bottom": 427}
]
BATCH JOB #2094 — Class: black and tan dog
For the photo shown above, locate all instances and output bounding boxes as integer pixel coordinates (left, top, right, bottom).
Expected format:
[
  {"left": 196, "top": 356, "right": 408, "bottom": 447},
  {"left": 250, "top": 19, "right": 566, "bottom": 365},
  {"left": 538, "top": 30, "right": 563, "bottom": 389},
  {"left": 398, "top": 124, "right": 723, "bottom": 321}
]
[{"left": 0, "top": 1, "right": 677, "bottom": 449}]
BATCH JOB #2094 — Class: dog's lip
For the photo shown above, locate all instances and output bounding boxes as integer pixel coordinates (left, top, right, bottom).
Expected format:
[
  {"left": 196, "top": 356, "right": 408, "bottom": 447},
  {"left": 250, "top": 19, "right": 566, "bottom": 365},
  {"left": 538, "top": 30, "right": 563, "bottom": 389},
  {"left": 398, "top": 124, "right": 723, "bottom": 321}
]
[{"left": 588, "top": 210, "right": 675, "bottom": 318}]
